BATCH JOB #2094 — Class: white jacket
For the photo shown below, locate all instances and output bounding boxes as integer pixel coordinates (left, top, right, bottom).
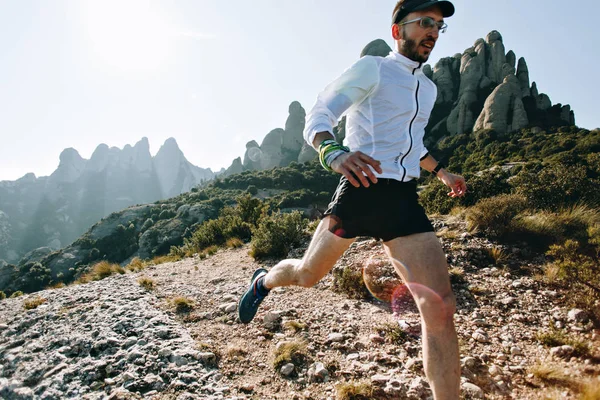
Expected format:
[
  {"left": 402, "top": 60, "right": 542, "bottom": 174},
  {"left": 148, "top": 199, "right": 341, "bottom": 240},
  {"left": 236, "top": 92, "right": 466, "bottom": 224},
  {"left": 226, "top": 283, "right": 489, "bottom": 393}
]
[{"left": 304, "top": 51, "right": 437, "bottom": 182}]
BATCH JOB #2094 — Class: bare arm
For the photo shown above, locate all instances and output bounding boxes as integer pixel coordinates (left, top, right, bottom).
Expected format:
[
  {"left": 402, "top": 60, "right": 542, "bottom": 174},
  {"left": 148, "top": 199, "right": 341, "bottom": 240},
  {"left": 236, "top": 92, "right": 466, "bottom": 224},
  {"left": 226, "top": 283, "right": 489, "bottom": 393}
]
[{"left": 420, "top": 154, "right": 467, "bottom": 198}]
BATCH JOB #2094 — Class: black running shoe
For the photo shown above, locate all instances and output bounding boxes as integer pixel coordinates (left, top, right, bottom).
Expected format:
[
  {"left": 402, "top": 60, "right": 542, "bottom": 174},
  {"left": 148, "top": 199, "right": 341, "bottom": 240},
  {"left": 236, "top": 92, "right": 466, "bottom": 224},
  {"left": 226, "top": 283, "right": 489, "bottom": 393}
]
[{"left": 238, "top": 268, "right": 269, "bottom": 324}]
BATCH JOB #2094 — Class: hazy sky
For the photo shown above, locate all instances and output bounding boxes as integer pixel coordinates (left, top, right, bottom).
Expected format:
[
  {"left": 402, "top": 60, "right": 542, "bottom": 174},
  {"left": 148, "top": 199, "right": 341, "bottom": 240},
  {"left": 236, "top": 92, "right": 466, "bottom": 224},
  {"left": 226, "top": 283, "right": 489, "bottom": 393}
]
[{"left": 1, "top": 0, "right": 598, "bottom": 181}]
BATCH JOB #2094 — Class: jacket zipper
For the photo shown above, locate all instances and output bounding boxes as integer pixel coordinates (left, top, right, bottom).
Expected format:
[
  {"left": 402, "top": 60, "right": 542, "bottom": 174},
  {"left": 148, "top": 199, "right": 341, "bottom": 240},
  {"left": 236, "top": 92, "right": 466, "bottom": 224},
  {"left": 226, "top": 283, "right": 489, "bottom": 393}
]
[{"left": 400, "top": 67, "right": 420, "bottom": 182}]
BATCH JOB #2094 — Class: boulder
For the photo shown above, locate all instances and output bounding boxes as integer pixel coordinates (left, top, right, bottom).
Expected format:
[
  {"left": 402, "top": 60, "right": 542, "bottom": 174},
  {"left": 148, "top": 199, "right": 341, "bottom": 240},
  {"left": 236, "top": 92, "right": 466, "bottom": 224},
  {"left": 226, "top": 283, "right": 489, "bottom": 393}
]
[
  {"left": 242, "top": 141, "right": 262, "bottom": 171},
  {"left": 260, "top": 129, "right": 285, "bottom": 169},
  {"left": 474, "top": 74, "right": 529, "bottom": 134},
  {"left": 298, "top": 143, "right": 317, "bottom": 164},
  {"left": 360, "top": 39, "right": 392, "bottom": 57},
  {"left": 423, "top": 64, "right": 433, "bottom": 80}
]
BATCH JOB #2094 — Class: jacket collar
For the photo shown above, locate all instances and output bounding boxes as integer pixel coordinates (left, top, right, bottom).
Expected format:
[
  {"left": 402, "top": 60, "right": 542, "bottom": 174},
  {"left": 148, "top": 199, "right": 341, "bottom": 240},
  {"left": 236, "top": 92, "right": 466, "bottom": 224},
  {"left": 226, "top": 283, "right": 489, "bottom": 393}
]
[{"left": 387, "top": 51, "right": 423, "bottom": 72}]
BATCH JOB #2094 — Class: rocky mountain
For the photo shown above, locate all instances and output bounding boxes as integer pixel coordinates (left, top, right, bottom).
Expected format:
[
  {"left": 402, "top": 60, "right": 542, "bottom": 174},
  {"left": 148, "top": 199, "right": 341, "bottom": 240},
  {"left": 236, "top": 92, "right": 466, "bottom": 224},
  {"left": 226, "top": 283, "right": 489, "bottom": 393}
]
[{"left": 0, "top": 138, "right": 214, "bottom": 264}]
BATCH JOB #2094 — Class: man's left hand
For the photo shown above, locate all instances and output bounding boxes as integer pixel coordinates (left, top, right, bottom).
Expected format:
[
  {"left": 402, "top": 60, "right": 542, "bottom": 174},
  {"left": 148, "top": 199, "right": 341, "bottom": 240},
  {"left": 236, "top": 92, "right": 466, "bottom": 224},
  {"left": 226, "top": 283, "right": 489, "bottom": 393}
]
[{"left": 438, "top": 170, "right": 467, "bottom": 198}]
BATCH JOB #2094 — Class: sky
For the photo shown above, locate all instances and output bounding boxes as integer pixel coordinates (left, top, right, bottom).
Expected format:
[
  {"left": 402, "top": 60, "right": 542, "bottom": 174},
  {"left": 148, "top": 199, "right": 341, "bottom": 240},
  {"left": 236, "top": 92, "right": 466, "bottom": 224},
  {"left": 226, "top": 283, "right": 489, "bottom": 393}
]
[{"left": 0, "top": 0, "right": 598, "bottom": 181}]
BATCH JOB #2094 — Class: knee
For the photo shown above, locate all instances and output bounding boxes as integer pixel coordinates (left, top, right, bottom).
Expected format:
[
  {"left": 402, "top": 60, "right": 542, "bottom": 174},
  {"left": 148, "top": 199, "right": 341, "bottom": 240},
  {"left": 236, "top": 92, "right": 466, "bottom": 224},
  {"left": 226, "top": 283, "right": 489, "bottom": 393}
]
[
  {"left": 418, "top": 291, "right": 456, "bottom": 327},
  {"left": 294, "top": 264, "right": 320, "bottom": 288}
]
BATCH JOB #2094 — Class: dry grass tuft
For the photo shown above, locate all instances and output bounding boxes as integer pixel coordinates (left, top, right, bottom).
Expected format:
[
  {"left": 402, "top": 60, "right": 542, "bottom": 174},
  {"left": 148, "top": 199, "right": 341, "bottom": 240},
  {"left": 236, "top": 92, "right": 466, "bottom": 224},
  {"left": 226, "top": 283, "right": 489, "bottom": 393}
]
[
  {"left": 172, "top": 296, "right": 194, "bottom": 313},
  {"left": 126, "top": 257, "right": 146, "bottom": 272},
  {"left": 283, "top": 320, "right": 307, "bottom": 333},
  {"left": 487, "top": 246, "right": 508, "bottom": 265},
  {"left": 272, "top": 340, "right": 308, "bottom": 370},
  {"left": 138, "top": 277, "right": 155, "bottom": 291},
  {"left": 536, "top": 329, "right": 591, "bottom": 358},
  {"left": 336, "top": 380, "right": 373, "bottom": 400},
  {"left": 374, "top": 322, "right": 409, "bottom": 344},
  {"left": 23, "top": 296, "right": 47, "bottom": 310},
  {"left": 225, "top": 237, "right": 244, "bottom": 249},
  {"left": 151, "top": 254, "right": 182, "bottom": 265},
  {"left": 580, "top": 379, "right": 600, "bottom": 400},
  {"left": 448, "top": 267, "right": 466, "bottom": 285},
  {"left": 225, "top": 345, "right": 248, "bottom": 359},
  {"left": 77, "top": 261, "right": 125, "bottom": 283}
]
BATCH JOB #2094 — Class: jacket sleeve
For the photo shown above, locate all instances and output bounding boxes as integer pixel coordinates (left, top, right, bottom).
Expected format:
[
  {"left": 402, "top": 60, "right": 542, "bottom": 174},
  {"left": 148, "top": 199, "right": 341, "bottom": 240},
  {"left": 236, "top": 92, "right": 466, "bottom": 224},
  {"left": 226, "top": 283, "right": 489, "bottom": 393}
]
[{"left": 303, "top": 56, "right": 380, "bottom": 149}]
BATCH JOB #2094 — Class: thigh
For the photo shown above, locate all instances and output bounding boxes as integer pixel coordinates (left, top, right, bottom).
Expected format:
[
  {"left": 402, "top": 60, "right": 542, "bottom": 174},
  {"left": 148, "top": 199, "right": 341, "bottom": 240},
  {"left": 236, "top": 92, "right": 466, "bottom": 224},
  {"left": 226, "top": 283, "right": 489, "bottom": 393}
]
[
  {"left": 299, "top": 216, "right": 356, "bottom": 281},
  {"left": 383, "top": 231, "right": 452, "bottom": 299}
]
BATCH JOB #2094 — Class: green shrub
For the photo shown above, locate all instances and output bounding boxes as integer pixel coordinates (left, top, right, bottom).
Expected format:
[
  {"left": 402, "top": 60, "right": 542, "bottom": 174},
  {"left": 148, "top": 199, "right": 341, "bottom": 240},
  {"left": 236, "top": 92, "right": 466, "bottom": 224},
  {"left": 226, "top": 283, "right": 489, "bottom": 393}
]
[
  {"left": 420, "top": 168, "right": 513, "bottom": 215},
  {"left": 0, "top": 291, "right": 5, "bottom": 300},
  {"left": 465, "top": 194, "right": 527, "bottom": 238},
  {"left": 10, "top": 291, "right": 24, "bottom": 298},
  {"left": 250, "top": 211, "right": 308, "bottom": 259},
  {"left": 511, "top": 163, "right": 599, "bottom": 210},
  {"left": 332, "top": 266, "right": 371, "bottom": 300}
]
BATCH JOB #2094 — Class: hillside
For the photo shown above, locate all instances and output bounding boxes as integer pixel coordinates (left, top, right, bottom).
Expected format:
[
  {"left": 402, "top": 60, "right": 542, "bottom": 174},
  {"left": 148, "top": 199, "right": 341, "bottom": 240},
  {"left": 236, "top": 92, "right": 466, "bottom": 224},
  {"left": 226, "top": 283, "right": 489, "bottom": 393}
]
[{"left": 1, "top": 215, "right": 598, "bottom": 399}]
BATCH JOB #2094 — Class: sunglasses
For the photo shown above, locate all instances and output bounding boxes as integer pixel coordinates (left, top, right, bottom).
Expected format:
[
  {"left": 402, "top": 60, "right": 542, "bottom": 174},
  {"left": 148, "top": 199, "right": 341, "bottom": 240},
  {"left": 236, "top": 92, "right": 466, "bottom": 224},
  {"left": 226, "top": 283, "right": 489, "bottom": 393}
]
[{"left": 398, "top": 16, "right": 448, "bottom": 33}]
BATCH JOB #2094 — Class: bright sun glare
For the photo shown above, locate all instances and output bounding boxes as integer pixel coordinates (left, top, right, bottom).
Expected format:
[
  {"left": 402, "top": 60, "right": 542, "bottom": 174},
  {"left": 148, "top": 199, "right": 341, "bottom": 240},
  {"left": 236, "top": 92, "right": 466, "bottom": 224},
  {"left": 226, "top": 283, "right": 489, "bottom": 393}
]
[{"left": 82, "top": 0, "right": 174, "bottom": 74}]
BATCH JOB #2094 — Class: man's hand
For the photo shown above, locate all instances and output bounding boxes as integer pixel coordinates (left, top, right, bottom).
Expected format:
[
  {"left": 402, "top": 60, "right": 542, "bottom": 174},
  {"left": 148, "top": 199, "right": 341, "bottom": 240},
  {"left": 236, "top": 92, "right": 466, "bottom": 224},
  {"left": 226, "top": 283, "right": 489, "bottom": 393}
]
[
  {"left": 330, "top": 151, "right": 383, "bottom": 188},
  {"left": 438, "top": 170, "right": 467, "bottom": 198}
]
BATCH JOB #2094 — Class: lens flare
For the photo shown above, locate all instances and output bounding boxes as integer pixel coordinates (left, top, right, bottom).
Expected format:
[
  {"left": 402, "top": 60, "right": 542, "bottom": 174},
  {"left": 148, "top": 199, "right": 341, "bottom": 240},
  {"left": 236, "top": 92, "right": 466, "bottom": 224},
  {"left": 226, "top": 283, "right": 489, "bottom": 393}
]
[
  {"left": 362, "top": 256, "right": 403, "bottom": 302},
  {"left": 247, "top": 147, "right": 262, "bottom": 162}
]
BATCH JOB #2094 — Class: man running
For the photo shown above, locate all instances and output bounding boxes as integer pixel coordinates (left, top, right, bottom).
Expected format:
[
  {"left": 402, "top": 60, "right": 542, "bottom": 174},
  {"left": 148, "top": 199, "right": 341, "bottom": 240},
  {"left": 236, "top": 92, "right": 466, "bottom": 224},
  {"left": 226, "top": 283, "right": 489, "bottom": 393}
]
[{"left": 239, "top": 1, "right": 466, "bottom": 398}]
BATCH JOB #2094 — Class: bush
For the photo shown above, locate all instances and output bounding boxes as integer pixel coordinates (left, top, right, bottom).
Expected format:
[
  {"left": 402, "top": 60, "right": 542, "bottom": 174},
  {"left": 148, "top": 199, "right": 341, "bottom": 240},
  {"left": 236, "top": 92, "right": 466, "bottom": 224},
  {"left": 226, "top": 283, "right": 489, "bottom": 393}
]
[
  {"left": 510, "top": 205, "right": 600, "bottom": 248},
  {"left": 250, "top": 211, "right": 308, "bottom": 259},
  {"left": 0, "top": 291, "right": 5, "bottom": 300},
  {"left": 511, "top": 163, "right": 599, "bottom": 210},
  {"left": 10, "top": 291, "right": 24, "bottom": 298},
  {"left": 465, "top": 194, "right": 527, "bottom": 238},
  {"left": 420, "top": 168, "right": 513, "bottom": 215},
  {"left": 332, "top": 266, "right": 371, "bottom": 300}
]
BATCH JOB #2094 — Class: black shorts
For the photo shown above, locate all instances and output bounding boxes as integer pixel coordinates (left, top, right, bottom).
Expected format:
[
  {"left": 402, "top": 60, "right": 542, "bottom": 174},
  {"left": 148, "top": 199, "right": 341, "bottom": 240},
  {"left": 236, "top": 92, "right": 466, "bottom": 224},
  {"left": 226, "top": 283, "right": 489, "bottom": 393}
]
[{"left": 323, "top": 177, "right": 434, "bottom": 242}]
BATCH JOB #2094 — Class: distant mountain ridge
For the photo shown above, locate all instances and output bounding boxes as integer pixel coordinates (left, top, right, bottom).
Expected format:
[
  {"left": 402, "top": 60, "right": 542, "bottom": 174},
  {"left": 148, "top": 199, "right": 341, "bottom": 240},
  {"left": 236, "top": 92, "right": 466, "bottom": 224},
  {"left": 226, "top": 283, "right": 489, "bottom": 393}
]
[{"left": 0, "top": 137, "right": 215, "bottom": 263}]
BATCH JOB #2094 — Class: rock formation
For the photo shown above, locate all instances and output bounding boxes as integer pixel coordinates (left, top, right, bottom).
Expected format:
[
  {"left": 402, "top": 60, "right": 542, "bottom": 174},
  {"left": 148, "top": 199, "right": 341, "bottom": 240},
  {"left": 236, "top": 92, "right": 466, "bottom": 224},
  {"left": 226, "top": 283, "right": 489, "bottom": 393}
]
[
  {"left": 0, "top": 138, "right": 214, "bottom": 263},
  {"left": 423, "top": 30, "right": 576, "bottom": 137},
  {"left": 360, "top": 39, "right": 392, "bottom": 57},
  {"left": 473, "top": 74, "right": 529, "bottom": 133},
  {"left": 282, "top": 101, "right": 307, "bottom": 162}
]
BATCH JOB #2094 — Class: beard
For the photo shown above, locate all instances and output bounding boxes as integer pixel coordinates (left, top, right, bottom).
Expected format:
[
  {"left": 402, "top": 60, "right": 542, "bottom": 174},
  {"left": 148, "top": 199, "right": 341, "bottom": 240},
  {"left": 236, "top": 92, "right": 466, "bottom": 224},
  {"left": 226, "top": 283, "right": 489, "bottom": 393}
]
[
  {"left": 399, "top": 26, "right": 432, "bottom": 63},
  {"left": 400, "top": 37, "right": 430, "bottom": 63}
]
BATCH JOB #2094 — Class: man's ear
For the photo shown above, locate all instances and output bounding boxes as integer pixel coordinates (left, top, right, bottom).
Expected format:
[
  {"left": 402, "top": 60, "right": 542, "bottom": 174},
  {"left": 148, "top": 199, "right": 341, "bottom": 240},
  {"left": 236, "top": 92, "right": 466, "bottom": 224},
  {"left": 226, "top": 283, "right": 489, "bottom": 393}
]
[{"left": 392, "top": 24, "right": 402, "bottom": 40}]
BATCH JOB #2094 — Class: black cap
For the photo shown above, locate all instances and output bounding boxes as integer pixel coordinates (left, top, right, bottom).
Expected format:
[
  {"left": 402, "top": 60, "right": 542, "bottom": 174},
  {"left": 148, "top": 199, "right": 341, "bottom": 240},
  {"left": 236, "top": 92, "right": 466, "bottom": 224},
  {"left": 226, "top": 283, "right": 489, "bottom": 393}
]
[{"left": 392, "top": 0, "right": 455, "bottom": 25}]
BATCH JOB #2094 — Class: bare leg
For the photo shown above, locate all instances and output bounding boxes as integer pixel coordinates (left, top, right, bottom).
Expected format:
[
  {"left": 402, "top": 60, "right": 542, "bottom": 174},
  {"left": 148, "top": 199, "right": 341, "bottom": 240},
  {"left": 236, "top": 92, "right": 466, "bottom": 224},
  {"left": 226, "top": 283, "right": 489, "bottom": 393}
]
[
  {"left": 383, "top": 232, "right": 460, "bottom": 400},
  {"left": 263, "top": 216, "right": 354, "bottom": 289}
]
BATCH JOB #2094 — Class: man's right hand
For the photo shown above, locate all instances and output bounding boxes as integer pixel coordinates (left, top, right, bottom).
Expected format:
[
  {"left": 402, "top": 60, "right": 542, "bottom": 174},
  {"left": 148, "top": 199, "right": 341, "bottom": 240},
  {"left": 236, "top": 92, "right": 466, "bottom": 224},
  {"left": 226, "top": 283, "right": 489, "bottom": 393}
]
[{"left": 330, "top": 151, "right": 383, "bottom": 188}]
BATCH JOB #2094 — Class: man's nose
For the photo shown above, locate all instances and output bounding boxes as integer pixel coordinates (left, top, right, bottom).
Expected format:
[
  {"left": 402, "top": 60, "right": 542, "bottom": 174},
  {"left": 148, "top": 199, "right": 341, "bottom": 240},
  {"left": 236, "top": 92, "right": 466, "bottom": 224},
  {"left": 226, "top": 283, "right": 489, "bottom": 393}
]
[{"left": 429, "top": 28, "right": 439, "bottom": 39}]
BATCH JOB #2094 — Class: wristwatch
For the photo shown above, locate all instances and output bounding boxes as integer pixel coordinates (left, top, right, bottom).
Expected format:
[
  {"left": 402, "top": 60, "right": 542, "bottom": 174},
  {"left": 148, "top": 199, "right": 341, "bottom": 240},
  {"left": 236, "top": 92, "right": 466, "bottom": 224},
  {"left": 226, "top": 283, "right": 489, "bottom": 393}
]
[{"left": 432, "top": 162, "right": 445, "bottom": 176}]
